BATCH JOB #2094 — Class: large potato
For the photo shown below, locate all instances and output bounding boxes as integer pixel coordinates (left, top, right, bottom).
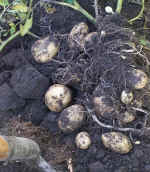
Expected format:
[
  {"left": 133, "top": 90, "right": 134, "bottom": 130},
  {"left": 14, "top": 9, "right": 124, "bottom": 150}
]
[
  {"left": 58, "top": 104, "right": 85, "bottom": 133},
  {"left": 31, "top": 36, "right": 59, "bottom": 63},
  {"left": 69, "top": 22, "right": 89, "bottom": 48},
  {"left": 101, "top": 132, "right": 132, "bottom": 154},
  {"left": 93, "top": 96, "right": 115, "bottom": 119},
  {"left": 75, "top": 131, "right": 91, "bottom": 150},
  {"left": 45, "top": 84, "right": 72, "bottom": 112}
]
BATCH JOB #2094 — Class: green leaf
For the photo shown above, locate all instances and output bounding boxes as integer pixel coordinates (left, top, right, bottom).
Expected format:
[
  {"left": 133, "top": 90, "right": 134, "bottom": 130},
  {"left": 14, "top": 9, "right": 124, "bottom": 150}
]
[
  {"left": 140, "top": 39, "right": 150, "bottom": 48},
  {"left": 9, "top": 23, "right": 16, "bottom": 35},
  {"left": 11, "top": 3, "right": 28, "bottom": 13},
  {"left": 0, "top": 0, "right": 9, "bottom": 7},
  {"left": 20, "top": 16, "right": 33, "bottom": 36}
]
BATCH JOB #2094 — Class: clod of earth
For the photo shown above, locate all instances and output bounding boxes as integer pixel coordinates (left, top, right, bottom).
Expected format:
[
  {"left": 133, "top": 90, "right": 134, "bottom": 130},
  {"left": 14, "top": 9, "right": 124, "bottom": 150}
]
[{"left": 10, "top": 65, "right": 49, "bottom": 99}]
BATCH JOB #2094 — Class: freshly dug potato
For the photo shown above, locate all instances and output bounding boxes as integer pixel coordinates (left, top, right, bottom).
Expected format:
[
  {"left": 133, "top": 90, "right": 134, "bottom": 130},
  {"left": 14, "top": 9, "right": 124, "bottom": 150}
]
[
  {"left": 83, "top": 32, "right": 99, "bottom": 49},
  {"left": 121, "top": 90, "right": 133, "bottom": 104},
  {"left": 93, "top": 96, "right": 115, "bottom": 119},
  {"left": 75, "top": 131, "right": 91, "bottom": 150},
  {"left": 45, "top": 84, "right": 72, "bottom": 112},
  {"left": 101, "top": 132, "right": 133, "bottom": 154},
  {"left": 128, "top": 69, "right": 148, "bottom": 89},
  {"left": 120, "top": 111, "right": 135, "bottom": 124},
  {"left": 31, "top": 36, "right": 59, "bottom": 63},
  {"left": 69, "top": 22, "right": 89, "bottom": 48},
  {"left": 58, "top": 105, "right": 85, "bottom": 133}
]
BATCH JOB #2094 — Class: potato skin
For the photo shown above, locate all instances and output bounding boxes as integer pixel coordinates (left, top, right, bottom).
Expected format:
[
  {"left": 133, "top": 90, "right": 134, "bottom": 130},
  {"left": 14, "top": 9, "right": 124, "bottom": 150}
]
[
  {"left": 45, "top": 84, "right": 72, "bottom": 112},
  {"left": 31, "top": 36, "right": 59, "bottom": 63},
  {"left": 69, "top": 22, "right": 89, "bottom": 48},
  {"left": 75, "top": 131, "right": 91, "bottom": 150},
  {"left": 128, "top": 69, "right": 148, "bottom": 89},
  {"left": 121, "top": 90, "right": 133, "bottom": 104},
  {"left": 93, "top": 96, "right": 115, "bottom": 119},
  {"left": 83, "top": 32, "right": 98, "bottom": 49},
  {"left": 58, "top": 105, "right": 85, "bottom": 133},
  {"left": 101, "top": 132, "right": 132, "bottom": 154},
  {"left": 120, "top": 111, "right": 135, "bottom": 124}
]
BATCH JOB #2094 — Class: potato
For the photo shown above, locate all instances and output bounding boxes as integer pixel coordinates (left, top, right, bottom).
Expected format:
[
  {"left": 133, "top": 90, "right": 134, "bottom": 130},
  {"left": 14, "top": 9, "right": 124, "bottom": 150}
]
[
  {"left": 58, "top": 105, "right": 85, "bottom": 133},
  {"left": 101, "top": 132, "right": 133, "bottom": 154},
  {"left": 93, "top": 96, "right": 115, "bottom": 119},
  {"left": 69, "top": 22, "right": 89, "bottom": 48},
  {"left": 120, "top": 111, "right": 135, "bottom": 124},
  {"left": 128, "top": 69, "right": 148, "bottom": 89},
  {"left": 31, "top": 36, "right": 59, "bottom": 63},
  {"left": 45, "top": 84, "right": 72, "bottom": 112},
  {"left": 121, "top": 90, "right": 133, "bottom": 104},
  {"left": 75, "top": 131, "right": 91, "bottom": 150},
  {"left": 83, "top": 32, "right": 98, "bottom": 49}
]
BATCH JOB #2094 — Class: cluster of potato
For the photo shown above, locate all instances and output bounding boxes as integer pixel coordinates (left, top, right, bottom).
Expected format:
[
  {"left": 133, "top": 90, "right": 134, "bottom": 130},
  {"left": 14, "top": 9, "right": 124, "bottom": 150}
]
[
  {"left": 31, "top": 21, "right": 150, "bottom": 154},
  {"left": 45, "top": 83, "right": 133, "bottom": 154}
]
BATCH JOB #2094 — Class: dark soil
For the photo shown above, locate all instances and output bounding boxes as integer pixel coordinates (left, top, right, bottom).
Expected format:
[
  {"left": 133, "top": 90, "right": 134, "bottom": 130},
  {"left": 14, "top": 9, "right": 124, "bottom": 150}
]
[{"left": 0, "top": 0, "right": 150, "bottom": 172}]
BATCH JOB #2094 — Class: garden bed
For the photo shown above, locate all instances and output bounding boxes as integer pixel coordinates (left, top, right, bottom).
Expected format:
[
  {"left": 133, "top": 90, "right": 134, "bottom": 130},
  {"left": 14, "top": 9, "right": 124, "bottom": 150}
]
[{"left": 0, "top": 0, "right": 150, "bottom": 172}]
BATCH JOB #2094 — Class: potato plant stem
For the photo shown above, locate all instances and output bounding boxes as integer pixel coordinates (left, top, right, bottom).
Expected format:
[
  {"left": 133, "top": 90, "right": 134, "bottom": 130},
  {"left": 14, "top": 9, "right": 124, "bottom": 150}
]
[
  {"left": 129, "top": 0, "right": 145, "bottom": 24},
  {"left": 116, "top": 0, "right": 124, "bottom": 13},
  {"left": 0, "top": 31, "right": 39, "bottom": 52},
  {"left": 42, "top": 0, "right": 96, "bottom": 24},
  {"left": 0, "top": 30, "right": 20, "bottom": 52}
]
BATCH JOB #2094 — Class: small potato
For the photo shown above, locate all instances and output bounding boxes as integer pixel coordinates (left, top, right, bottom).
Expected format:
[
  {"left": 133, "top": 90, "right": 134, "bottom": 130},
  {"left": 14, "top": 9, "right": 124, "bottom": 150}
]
[
  {"left": 121, "top": 90, "right": 133, "bottom": 104},
  {"left": 83, "top": 32, "right": 99, "bottom": 49},
  {"left": 128, "top": 69, "right": 148, "bottom": 89},
  {"left": 69, "top": 22, "right": 89, "bottom": 48},
  {"left": 101, "top": 132, "right": 132, "bottom": 154},
  {"left": 58, "top": 105, "right": 85, "bottom": 133},
  {"left": 75, "top": 131, "right": 91, "bottom": 150},
  {"left": 120, "top": 111, "right": 135, "bottom": 124},
  {"left": 93, "top": 96, "right": 115, "bottom": 119},
  {"left": 45, "top": 84, "right": 72, "bottom": 112},
  {"left": 31, "top": 36, "right": 59, "bottom": 63}
]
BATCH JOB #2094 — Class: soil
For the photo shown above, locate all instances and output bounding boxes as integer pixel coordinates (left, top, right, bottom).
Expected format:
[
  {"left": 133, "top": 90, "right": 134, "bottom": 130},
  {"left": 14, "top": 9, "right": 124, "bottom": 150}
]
[{"left": 0, "top": 0, "right": 150, "bottom": 172}]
